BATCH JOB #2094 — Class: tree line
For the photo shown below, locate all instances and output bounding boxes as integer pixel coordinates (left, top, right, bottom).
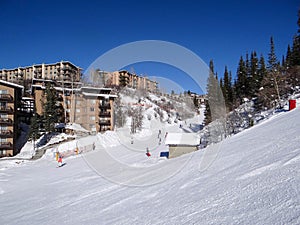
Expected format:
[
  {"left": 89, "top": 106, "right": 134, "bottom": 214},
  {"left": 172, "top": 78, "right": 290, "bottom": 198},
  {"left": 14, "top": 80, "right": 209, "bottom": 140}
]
[{"left": 205, "top": 9, "right": 300, "bottom": 125}]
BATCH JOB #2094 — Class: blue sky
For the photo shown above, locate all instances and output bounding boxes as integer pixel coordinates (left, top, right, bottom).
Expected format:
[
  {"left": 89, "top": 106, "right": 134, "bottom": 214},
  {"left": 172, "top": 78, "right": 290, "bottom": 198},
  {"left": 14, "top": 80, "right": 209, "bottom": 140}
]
[{"left": 0, "top": 0, "right": 299, "bottom": 93}]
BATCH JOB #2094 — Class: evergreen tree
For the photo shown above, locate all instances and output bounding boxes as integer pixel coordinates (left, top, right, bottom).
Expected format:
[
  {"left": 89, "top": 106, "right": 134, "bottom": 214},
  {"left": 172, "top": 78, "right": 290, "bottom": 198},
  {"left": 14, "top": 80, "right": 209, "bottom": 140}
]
[
  {"left": 28, "top": 112, "right": 41, "bottom": 141},
  {"left": 42, "top": 83, "right": 59, "bottom": 133},
  {"left": 245, "top": 52, "right": 251, "bottom": 78},
  {"left": 235, "top": 56, "right": 248, "bottom": 102},
  {"left": 285, "top": 44, "right": 292, "bottom": 69},
  {"left": 221, "top": 66, "right": 233, "bottom": 111},
  {"left": 204, "top": 60, "right": 225, "bottom": 125},
  {"left": 249, "top": 51, "right": 259, "bottom": 96},
  {"left": 291, "top": 35, "right": 300, "bottom": 66},
  {"left": 193, "top": 95, "right": 199, "bottom": 109},
  {"left": 290, "top": 9, "right": 300, "bottom": 66},
  {"left": 204, "top": 60, "right": 214, "bottom": 125},
  {"left": 267, "top": 36, "right": 279, "bottom": 71}
]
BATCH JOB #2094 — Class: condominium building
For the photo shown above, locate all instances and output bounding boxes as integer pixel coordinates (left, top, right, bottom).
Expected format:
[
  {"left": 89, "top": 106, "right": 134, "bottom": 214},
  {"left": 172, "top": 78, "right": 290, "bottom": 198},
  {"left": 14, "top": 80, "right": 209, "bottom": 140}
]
[
  {"left": 90, "top": 69, "right": 158, "bottom": 92},
  {"left": 0, "top": 80, "right": 23, "bottom": 157},
  {"left": 32, "top": 82, "right": 117, "bottom": 133},
  {"left": 0, "top": 61, "right": 82, "bottom": 89}
]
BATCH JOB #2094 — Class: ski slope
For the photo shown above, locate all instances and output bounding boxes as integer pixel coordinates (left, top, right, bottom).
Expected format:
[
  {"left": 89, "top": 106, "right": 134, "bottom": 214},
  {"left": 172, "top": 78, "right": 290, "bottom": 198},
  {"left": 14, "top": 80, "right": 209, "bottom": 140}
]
[{"left": 0, "top": 108, "right": 300, "bottom": 224}]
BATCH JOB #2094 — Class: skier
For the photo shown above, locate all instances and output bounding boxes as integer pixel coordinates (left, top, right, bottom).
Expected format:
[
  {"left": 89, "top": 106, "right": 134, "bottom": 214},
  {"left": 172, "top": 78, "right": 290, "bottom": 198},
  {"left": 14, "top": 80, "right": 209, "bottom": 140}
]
[
  {"left": 58, "top": 154, "right": 63, "bottom": 167},
  {"left": 146, "top": 147, "right": 151, "bottom": 157}
]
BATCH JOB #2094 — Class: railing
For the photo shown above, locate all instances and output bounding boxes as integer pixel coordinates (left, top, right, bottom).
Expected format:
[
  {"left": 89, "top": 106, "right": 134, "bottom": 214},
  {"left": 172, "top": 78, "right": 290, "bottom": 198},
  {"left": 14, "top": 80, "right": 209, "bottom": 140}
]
[
  {"left": 0, "top": 94, "right": 13, "bottom": 101},
  {"left": 99, "top": 112, "right": 111, "bottom": 117},
  {"left": 0, "top": 130, "right": 13, "bottom": 137},
  {"left": 0, "top": 106, "right": 13, "bottom": 113},
  {"left": 99, "top": 120, "right": 111, "bottom": 125},
  {"left": 99, "top": 103, "right": 111, "bottom": 109},
  {"left": 0, "top": 118, "right": 13, "bottom": 125},
  {"left": 0, "top": 142, "right": 13, "bottom": 149}
]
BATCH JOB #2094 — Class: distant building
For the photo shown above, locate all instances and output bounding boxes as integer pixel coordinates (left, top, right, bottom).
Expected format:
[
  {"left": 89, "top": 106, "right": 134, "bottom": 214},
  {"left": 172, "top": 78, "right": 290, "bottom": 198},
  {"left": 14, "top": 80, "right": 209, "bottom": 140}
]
[
  {"left": 0, "top": 80, "right": 23, "bottom": 157},
  {"left": 189, "top": 92, "right": 206, "bottom": 105},
  {"left": 165, "top": 133, "right": 200, "bottom": 158},
  {"left": 0, "top": 61, "right": 82, "bottom": 90},
  {"left": 90, "top": 69, "right": 158, "bottom": 92},
  {"left": 31, "top": 82, "right": 117, "bottom": 133}
]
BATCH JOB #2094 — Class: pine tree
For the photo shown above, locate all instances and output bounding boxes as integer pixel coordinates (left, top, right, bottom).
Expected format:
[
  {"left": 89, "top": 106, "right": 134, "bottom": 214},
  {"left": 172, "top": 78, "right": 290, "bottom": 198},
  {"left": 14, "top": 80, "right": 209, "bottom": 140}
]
[
  {"left": 285, "top": 44, "right": 292, "bottom": 69},
  {"left": 235, "top": 56, "right": 248, "bottom": 102},
  {"left": 291, "top": 35, "right": 300, "bottom": 66},
  {"left": 42, "top": 83, "right": 59, "bottom": 133},
  {"left": 204, "top": 60, "right": 225, "bottom": 125},
  {"left": 267, "top": 36, "right": 279, "bottom": 71},
  {"left": 204, "top": 60, "right": 214, "bottom": 125},
  {"left": 249, "top": 51, "right": 259, "bottom": 96},
  {"left": 28, "top": 112, "right": 41, "bottom": 141},
  {"left": 221, "top": 66, "right": 233, "bottom": 111},
  {"left": 290, "top": 9, "right": 300, "bottom": 66}
]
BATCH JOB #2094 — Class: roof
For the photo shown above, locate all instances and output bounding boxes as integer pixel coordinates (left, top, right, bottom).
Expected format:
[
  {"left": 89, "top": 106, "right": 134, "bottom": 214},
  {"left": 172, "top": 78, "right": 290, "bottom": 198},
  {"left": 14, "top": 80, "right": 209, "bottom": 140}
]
[
  {"left": 82, "top": 92, "right": 118, "bottom": 98},
  {"left": 165, "top": 133, "right": 200, "bottom": 146},
  {"left": 65, "top": 123, "right": 89, "bottom": 133},
  {"left": 0, "top": 80, "right": 24, "bottom": 89},
  {"left": 1, "top": 61, "right": 82, "bottom": 71}
]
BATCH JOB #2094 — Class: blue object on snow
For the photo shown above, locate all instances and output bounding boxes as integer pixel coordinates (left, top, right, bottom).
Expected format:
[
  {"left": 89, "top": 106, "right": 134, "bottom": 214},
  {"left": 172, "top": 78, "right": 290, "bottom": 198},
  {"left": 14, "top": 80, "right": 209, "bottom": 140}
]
[{"left": 160, "top": 152, "right": 169, "bottom": 158}]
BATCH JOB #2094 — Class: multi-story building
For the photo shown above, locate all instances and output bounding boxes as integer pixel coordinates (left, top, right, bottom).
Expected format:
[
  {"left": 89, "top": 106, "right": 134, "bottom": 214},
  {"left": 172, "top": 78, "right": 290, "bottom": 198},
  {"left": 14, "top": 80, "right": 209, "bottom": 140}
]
[
  {"left": 0, "top": 61, "right": 82, "bottom": 89},
  {"left": 32, "top": 82, "right": 117, "bottom": 133},
  {"left": 0, "top": 80, "right": 23, "bottom": 157},
  {"left": 74, "top": 87, "right": 117, "bottom": 132},
  {"left": 90, "top": 69, "right": 158, "bottom": 92}
]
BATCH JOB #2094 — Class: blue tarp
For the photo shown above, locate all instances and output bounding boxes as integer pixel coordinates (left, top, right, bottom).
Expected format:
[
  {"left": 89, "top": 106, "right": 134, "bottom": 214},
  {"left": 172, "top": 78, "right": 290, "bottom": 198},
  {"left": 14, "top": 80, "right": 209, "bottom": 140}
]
[{"left": 160, "top": 152, "right": 169, "bottom": 158}]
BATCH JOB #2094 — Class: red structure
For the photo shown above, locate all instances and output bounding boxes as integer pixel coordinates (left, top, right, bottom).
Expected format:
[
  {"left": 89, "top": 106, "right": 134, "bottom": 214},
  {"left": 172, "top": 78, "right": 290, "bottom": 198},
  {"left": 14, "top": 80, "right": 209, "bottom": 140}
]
[{"left": 289, "top": 99, "right": 296, "bottom": 111}]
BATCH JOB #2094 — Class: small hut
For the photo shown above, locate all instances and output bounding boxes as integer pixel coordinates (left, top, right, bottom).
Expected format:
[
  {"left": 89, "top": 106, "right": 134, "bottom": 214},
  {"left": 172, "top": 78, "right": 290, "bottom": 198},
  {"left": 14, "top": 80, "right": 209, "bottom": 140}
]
[{"left": 165, "top": 133, "right": 200, "bottom": 158}]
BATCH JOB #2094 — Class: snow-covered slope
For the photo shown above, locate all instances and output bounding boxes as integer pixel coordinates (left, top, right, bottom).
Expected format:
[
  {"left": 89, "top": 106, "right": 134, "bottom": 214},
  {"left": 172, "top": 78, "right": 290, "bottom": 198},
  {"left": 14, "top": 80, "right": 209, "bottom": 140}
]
[{"left": 0, "top": 108, "right": 300, "bottom": 224}]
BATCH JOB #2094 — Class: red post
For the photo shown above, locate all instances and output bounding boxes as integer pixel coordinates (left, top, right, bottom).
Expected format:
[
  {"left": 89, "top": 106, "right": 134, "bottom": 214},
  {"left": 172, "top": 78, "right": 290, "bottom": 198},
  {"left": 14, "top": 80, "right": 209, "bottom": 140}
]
[{"left": 289, "top": 99, "right": 296, "bottom": 111}]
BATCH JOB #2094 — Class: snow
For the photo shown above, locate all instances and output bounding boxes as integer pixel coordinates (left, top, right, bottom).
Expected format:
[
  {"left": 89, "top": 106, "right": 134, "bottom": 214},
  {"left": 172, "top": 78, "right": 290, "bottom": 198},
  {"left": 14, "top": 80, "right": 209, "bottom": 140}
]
[
  {"left": 165, "top": 133, "right": 200, "bottom": 145},
  {"left": 1, "top": 105, "right": 300, "bottom": 224},
  {"left": 0, "top": 80, "right": 24, "bottom": 89},
  {"left": 65, "top": 123, "right": 90, "bottom": 133}
]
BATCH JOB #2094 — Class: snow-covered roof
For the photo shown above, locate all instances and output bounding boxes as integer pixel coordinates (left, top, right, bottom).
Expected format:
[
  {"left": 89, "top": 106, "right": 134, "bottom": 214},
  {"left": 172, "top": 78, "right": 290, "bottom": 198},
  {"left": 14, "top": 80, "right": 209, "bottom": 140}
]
[
  {"left": 82, "top": 92, "right": 118, "bottom": 98},
  {"left": 81, "top": 86, "right": 112, "bottom": 91},
  {"left": 54, "top": 87, "right": 81, "bottom": 92},
  {"left": 65, "top": 123, "right": 89, "bottom": 133},
  {"left": 32, "top": 84, "right": 45, "bottom": 89},
  {"left": 1, "top": 61, "right": 82, "bottom": 71},
  {"left": 165, "top": 133, "right": 200, "bottom": 146},
  {"left": 0, "top": 80, "right": 24, "bottom": 89},
  {"left": 22, "top": 97, "right": 34, "bottom": 100}
]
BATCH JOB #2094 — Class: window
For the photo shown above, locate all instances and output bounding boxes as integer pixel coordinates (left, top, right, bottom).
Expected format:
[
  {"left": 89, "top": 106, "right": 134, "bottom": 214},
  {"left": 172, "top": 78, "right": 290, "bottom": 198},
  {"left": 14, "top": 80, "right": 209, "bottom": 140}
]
[
  {"left": 0, "top": 114, "right": 7, "bottom": 119},
  {"left": 0, "top": 138, "right": 7, "bottom": 143},
  {"left": 76, "top": 109, "right": 80, "bottom": 113},
  {"left": 0, "top": 90, "right": 7, "bottom": 94},
  {"left": 90, "top": 116, "right": 95, "bottom": 121},
  {"left": 90, "top": 107, "right": 94, "bottom": 112}
]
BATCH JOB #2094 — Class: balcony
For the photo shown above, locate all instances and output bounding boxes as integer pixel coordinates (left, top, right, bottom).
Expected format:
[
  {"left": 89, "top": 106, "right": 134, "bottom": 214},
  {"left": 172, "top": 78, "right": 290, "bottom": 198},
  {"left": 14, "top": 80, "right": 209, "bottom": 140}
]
[
  {"left": 99, "top": 112, "right": 111, "bottom": 117},
  {"left": 0, "top": 118, "right": 13, "bottom": 125},
  {"left": 0, "top": 94, "right": 13, "bottom": 102},
  {"left": 0, "top": 142, "right": 13, "bottom": 150},
  {"left": 0, "top": 130, "right": 13, "bottom": 138},
  {"left": 0, "top": 106, "right": 13, "bottom": 113},
  {"left": 99, "top": 120, "right": 111, "bottom": 126},
  {"left": 99, "top": 103, "right": 111, "bottom": 109}
]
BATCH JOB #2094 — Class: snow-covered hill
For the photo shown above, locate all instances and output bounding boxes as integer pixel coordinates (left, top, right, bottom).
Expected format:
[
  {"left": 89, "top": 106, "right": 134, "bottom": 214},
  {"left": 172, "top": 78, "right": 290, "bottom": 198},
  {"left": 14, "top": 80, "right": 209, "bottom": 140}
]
[{"left": 0, "top": 107, "right": 300, "bottom": 224}]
